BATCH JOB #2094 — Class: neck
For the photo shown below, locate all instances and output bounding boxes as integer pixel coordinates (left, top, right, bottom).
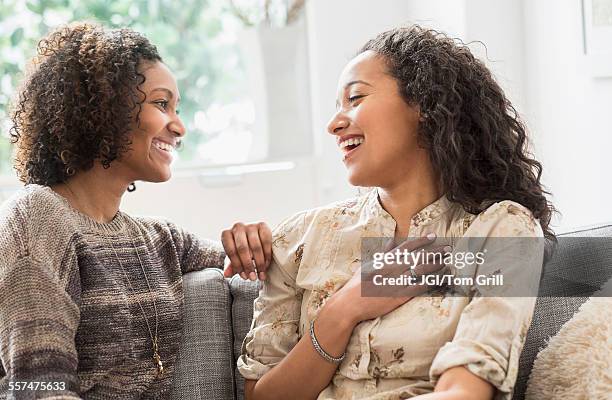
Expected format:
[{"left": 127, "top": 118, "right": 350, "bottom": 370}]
[
  {"left": 52, "top": 164, "right": 131, "bottom": 223},
  {"left": 378, "top": 169, "right": 441, "bottom": 239}
]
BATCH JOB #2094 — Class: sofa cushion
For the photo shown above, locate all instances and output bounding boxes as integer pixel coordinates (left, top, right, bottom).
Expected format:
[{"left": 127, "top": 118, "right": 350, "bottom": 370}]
[
  {"left": 524, "top": 297, "right": 612, "bottom": 399},
  {"left": 229, "top": 276, "right": 261, "bottom": 400},
  {"left": 512, "top": 223, "right": 612, "bottom": 400},
  {"left": 171, "top": 269, "right": 235, "bottom": 400}
]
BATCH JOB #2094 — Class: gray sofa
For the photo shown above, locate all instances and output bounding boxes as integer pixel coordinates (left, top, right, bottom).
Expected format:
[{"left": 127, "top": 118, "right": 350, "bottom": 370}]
[{"left": 170, "top": 223, "right": 612, "bottom": 400}]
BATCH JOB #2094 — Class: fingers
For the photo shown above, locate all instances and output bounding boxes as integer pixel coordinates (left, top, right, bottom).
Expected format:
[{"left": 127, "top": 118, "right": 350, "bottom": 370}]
[
  {"left": 258, "top": 222, "right": 272, "bottom": 264},
  {"left": 412, "top": 261, "right": 448, "bottom": 276},
  {"left": 245, "top": 222, "right": 272, "bottom": 280},
  {"left": 221, "top": 222, "right": 272, "bottom": 281},
  {"left": 221, "top": 229, "right": 245, "bottom": 278},
  {"left": 383, "top": 238, "right": 397, "bottom": 252},
  {"left": 222, "top": 256, "right": 233, "bottom": 278},
  {"left": 223, "top": 263, "right": 233, "bottom": 278},
  {"left": 409, "top": 244, "right": 452, "bottom": 277},
  {"left": 225, "top": 223, "right": 256, "bottom": 280},
  {"left": 383, "top": 243, "right": 452, "bottom": 297},
  {"left": 234, "top": 223, "right": 256, "bottom": 280},
  {"left": 397, "top": 232, "right": 437, "bottom": 252},
  {"left": 246, "top": 227, "right": 265, "bottom": 280},
  {"left": 257, "top": 222, "right": 272, "bottom": 280}
]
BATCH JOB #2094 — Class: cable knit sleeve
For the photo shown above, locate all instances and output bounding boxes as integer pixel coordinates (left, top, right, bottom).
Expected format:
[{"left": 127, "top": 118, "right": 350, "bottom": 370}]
[
  {"left": 0, "top": 193, "right": 83, "bottom": 399},
  {"left": 165, "top": 220, "right": 226, "bottom": 274}
]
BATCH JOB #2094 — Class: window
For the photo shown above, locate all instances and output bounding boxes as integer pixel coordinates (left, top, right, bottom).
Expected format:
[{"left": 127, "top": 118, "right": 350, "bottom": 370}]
[{"left": 0, "top": 0, "right": 311, "bottom": 177}]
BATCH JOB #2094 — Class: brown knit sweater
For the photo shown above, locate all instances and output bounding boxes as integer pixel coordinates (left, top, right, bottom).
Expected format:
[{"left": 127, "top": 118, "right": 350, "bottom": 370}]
[{"left": 0, "top": 184, "right": 226, "bottom": 399}]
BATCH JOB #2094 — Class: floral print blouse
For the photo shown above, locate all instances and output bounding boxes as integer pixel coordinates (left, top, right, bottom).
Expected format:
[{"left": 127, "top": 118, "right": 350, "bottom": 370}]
[{"left": 237, "top": 189, "right": 544, "bottom": 400}]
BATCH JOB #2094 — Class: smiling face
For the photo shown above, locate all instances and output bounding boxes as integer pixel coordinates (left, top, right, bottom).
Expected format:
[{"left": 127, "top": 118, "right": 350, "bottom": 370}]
[
  {"left": 327, "top": 51, "right": 432, "bottom": 189},
  {"left": 119, "top": 61, "right": 185, "bottom": 183}
]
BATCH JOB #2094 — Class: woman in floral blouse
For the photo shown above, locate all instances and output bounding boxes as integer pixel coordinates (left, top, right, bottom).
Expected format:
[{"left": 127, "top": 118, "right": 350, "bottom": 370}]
[{"left": 225, "top": 26, "right": 555, "bottom": 400}]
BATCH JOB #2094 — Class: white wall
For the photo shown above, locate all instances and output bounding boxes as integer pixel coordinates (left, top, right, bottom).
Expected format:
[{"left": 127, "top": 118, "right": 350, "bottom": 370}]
[
  {"left": 306, "top": 0, "right": 415, "bottom": 205},
  {"left": 120, "top": 158, "right": 318, "bottom": 240},
  {"left": 2, "top": 0, "right": 609, "bottom": 237},
  {"left": 523, "top": 0, "right": 612, "bottom": 231},
  {"left": 307, "top": 0, "right": 612, "bottom": 233}
]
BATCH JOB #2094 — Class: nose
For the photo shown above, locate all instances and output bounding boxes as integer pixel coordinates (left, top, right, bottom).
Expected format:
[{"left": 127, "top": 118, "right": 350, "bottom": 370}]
[
  {"left": 327, "top": 111, "right": 349, "bottom": 136},
  {"left": 169, "top": 114, "right": 186, "bottom": 138}
]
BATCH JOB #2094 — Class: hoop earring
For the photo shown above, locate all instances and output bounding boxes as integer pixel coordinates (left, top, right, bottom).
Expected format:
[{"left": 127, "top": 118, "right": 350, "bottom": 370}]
[{"left": 127, "top": 182, "right": 136, "bottom": 192}]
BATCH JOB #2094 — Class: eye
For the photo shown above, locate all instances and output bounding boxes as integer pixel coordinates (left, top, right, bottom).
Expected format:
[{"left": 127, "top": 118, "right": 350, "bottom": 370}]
[
  {"left": 154, "top": 100, "right": 169, "bottom": 110},
  {"left": 347, "top": 95, "right": 365, "bottom": 104}
]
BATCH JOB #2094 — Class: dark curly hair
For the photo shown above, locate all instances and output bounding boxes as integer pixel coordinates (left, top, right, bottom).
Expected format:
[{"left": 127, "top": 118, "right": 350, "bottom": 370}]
[
  {"left": 9, "top": 22, "right": 161, "bottom": 186},
  {"left": 360, "top": 26, "right": 556, "bottom": 242}
]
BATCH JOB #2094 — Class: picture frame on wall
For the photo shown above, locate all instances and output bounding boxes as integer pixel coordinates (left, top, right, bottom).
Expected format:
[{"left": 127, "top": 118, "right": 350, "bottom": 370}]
[{"left": 582, "top": 0, "right": 612, "bottom": 77}]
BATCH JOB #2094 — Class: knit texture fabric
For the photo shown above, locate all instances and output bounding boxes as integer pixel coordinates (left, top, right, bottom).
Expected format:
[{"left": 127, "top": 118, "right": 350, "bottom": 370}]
[
  {"left": 525, "top": 295, "right": 612, "bottom": 400},
  {"left": 0, "top": 184, "right": 225, "bottom": 399}
]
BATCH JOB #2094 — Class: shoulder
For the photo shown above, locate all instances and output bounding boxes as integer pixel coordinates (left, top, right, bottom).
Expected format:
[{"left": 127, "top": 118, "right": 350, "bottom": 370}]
[
  {"left": 273, "top": 193, "right": 366, "bottom": 239},
  {"left": 0, "top": 184, "right": 76, "bottom": 260},
  {"left": 0, "top": 184, "right": 75, "bottom": 224},
  {"left": 130, "top": 215, "right": 203, "bottom": 247},
  {"left": 468, "top": 200, "right": 543, "bottom": 238},
  {"left": 0, "top": 185, "right": 58, "bottom": 238},
  {"left": 131, "top": 214, "right": 172, "bottom": 231},
  {"left": 129, "top": 215, "right": 184, "bottom": 241},
  {"left": 0, "top": 184, "right": 53, "bottom": 217}
]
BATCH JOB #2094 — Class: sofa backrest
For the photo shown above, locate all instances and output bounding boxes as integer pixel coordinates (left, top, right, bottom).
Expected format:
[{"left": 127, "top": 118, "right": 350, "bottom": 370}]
[
  {"left": 172, "top": 224, "right": 612, "bottom": 400},
  {"left": 512, "top": 224, "right": 612, "bottom": 400}
]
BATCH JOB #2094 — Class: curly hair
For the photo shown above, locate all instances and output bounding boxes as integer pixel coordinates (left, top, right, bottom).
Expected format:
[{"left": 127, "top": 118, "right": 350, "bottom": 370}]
[
  {"left": 9, "top": 22, "right": 161, "bottom": 186},
  {"left": 360, "top": 26, "right": 556, "bottom": 241}
]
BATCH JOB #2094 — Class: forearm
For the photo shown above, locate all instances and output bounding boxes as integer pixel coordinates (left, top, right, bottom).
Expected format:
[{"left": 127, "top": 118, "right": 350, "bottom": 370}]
[
  {"left": 411, "top": 390, "right": 480, "bottom": 400},
  {"left": 412, "top": 367, "right": 494, "bottom": 400},
  {"left": 165, "top": 221, "right": 226, "bottom": 273},
  {"left": 246, "top": 297, "right": 357, "bottom": 400}
]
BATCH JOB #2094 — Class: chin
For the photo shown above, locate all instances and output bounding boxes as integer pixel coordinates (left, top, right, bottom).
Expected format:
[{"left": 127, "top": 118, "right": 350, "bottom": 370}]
[
  {"left": 346, "top": 169, "right": 374, "bottom": 187},
  {"left": 144, "top": 170, "right": 172, "bottom": 183}
]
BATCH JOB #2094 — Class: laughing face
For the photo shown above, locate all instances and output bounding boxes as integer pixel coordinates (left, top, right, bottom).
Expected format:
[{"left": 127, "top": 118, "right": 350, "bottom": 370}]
[
  {"left": 327, "top": 51, "right": 431, "bottom": 189},
  {"left": 120, "top": 61, "right": 185, "bottom": 183}
]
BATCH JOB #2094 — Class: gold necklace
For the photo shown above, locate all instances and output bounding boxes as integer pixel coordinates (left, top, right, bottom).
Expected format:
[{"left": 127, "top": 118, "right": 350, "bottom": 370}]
[
  {"left": 62, "top": 182, "right": 163, "bottom": 376},
  {"left": 108, "top": 232, "right": 163, "bottom": 376}
]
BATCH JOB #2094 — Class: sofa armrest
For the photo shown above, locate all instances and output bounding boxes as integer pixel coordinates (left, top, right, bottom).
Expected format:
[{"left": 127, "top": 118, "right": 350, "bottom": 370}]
[
  {"left": 229, "top": 276, "right": 261, "bottom": 400},
  {"left": 171, "top": 269, "right": 235, "bottom": 400}
]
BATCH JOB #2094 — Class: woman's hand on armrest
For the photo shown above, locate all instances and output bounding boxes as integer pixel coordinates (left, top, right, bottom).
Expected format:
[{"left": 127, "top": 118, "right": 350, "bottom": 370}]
[{"left": 221, "top": 221, "right": 272, "bottom": 280}]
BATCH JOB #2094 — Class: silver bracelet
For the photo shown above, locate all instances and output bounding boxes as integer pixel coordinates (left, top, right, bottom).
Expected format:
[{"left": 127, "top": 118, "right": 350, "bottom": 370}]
[{"left": 309, "top": 319, "right": 346, "bottom": 364}]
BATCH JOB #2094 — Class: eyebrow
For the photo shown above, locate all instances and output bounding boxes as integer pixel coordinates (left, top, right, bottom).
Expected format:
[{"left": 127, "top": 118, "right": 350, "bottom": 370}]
[
  {"left": 150, "top": 88, "right": 180, "bottom": 103},
  {"left": 336, "top": 80, "right": 373, "bottom": 108},
  {"left": 345, "top": 80, "right": 373, "bottom": 89}
]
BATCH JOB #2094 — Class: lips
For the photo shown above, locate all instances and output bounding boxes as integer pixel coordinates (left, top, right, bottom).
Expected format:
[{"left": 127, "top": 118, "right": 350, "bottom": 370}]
[
  {"left": 339, "top": 136, "right": 364, "bottom": 150},
  {"left": 338, "top": 135, "right": 365, "bottom": 158},
  {"left": 151, "top": 138, "right": 175, "bottom": 162},
  {"left": 152, "top": 138, "right": 176, "bottom": 151}
]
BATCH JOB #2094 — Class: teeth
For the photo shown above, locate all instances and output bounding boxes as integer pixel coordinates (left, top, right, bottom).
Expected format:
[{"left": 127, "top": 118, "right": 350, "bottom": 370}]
[
  {"left": 340, "top": 137, "right": 364, "bottom": 149},
  {"left": 153, "top": 140, "right": 173, "bottom": 152}
]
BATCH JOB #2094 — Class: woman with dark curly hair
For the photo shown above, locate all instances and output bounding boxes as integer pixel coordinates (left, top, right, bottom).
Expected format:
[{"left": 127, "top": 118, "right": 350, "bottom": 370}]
[
  {"left": 232, "top": 26, "right": 554, "bottom": 400},
  {"left": 0, "top": 22, "right": 272, "bottom": 398}
]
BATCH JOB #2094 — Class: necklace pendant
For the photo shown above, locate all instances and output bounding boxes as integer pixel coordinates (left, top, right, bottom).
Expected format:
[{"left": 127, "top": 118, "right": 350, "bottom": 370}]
[{"left": 153, "top": 352, "right": 164, "bottom": 376}]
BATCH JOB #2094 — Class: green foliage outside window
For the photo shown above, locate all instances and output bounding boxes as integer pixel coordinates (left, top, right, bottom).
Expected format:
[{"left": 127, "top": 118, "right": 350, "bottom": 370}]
[{"left": 0, "top": 0, "right": 252, "bottom": 176}]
